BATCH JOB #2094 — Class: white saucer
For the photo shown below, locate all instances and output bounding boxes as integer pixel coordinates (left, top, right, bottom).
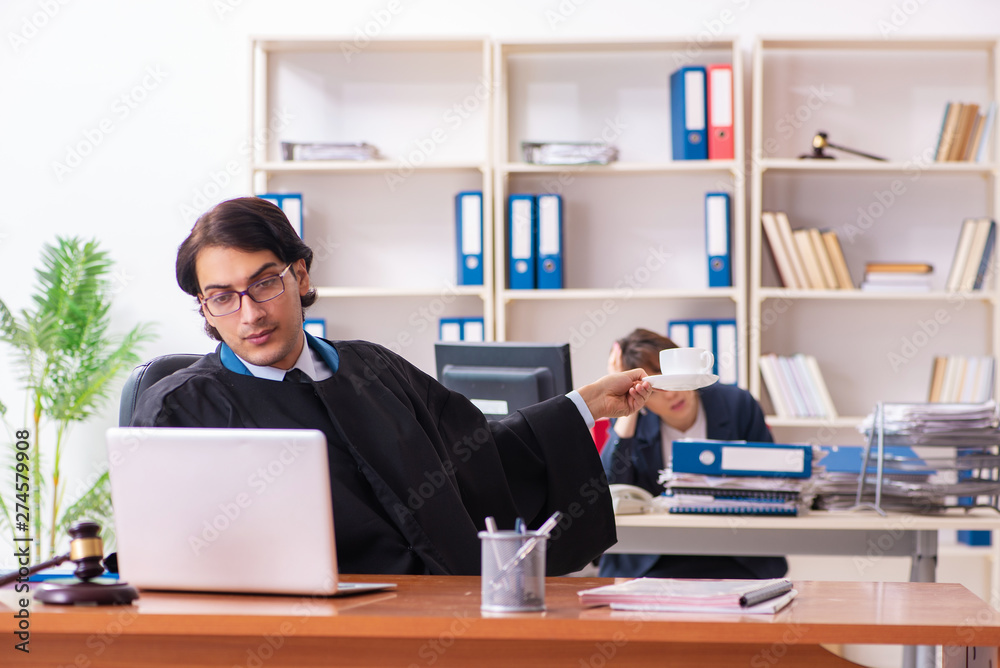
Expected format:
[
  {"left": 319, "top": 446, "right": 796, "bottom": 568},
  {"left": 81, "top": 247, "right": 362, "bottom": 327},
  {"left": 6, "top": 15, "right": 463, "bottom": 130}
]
[{"left": 643, "top": 373, "right": 719, "bottom": 392}]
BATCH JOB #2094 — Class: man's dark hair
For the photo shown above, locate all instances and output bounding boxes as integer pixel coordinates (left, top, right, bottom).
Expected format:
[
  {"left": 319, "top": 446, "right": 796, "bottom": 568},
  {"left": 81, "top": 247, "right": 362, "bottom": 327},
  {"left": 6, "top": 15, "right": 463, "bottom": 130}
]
[
  {"left": 176, "top": 197, "right": 317, "bottom": 340},
  {"left": 617, "top": 328, "right": 679, "bottom": 375}
]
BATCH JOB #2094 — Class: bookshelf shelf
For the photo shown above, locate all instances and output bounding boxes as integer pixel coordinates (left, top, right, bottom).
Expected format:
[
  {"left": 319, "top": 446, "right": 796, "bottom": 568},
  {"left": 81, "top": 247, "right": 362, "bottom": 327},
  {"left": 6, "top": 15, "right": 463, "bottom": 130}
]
[
  {"left": 758, "top": 288, "right": 997, "bottom": 303},
  {"left": 499, "top": 162, "right": 739, "bottom": 175},
  {"left": 254, "top": 161, "right": 488, "bottom": 174},
  {"left": 759, "top": 159, "right": 998, "bottom": 175},
  {"left": 749, "top": 37, "right": 1000, "bottom": 428},
  {"left": 314, "top": 286, "right": 488, "bottom": 299},
  {"left": 501, "top": 288, "right": 739, "bottom": 302}
]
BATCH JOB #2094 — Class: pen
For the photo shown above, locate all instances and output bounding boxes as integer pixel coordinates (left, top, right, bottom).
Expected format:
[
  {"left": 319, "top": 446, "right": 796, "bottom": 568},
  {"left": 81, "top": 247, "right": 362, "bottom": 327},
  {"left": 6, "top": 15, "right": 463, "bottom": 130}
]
[
  {"left": 514, "top": 517, "right": 525, "bottom": 534},
  {"left": 484, "top": 516, "right": 504, "bottom": 570},
  {"left": 739, "top": 579, "right": 793, "bottom": 608},
  {"left": 489, "top": 511, "right": 564, "bottom": 591}
]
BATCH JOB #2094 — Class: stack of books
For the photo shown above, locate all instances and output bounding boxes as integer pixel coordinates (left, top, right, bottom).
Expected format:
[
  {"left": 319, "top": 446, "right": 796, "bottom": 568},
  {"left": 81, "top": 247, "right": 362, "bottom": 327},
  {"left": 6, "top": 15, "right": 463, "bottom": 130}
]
[
  {"left": 860, "top": 262, "right": 933, "bottom": 293},
  {"left": 934, "top": 101, "right": 996, "bottom": 163},
  {"left": 945, "top": 218, "right": 996, "bottom": 292},
  {"left": 761, "top": 212, "right": 853, "bottom": 290},
  {"left": 928, "top": 355, "right": 995, "bottom": 403},
  {"left": 520, "top": 141, "right": 618, "bottom": 165},
  {"left": 759, "top": 353, "right": 838, "bottom": 419}
]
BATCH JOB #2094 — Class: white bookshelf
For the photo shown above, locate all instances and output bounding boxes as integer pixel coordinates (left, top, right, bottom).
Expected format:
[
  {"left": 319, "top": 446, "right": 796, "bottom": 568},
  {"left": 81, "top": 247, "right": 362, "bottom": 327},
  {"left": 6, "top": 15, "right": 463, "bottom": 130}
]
[
  {"left": 749, "top": 37, "right": 1000, "bottom": 432},
  {"left": 493, "top": 39, "right": 747, "bottom": 386},
  {"left": 249, "top": 37, "right": 494, "bottom": 374}
]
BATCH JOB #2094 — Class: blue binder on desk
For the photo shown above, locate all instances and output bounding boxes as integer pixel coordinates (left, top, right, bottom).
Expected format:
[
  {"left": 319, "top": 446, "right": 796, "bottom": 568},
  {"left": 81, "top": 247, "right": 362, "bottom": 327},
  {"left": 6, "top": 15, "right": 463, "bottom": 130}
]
[
  {"left": 705, "top": 192, "right": 732, "bottom": 287},
  {"left": 536, "top": 194, "right": 563, "bottom": 289},
  {"left": 508, "top": 194, "right": 537, "bottom": 289},
  {"left": 673, "top": 440, "right": 813, "bottom": 479},
  {"left": 455, "top": 191, "right": 484, "bottom": 286},
  {"left": 670, "top": 66, "right": 708, "bottom": 160}
]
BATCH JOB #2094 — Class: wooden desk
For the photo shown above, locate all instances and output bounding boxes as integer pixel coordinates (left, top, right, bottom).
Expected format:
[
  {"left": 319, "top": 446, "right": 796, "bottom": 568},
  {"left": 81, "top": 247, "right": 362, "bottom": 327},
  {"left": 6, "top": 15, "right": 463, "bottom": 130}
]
[{"left": 2, "top": 575, "right": 998, "bottom": 667}]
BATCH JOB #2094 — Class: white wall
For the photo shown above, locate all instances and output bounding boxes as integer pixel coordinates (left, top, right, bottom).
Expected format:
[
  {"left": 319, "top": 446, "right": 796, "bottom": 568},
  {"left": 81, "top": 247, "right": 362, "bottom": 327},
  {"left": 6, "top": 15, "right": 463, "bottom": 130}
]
[{"left": 1, "top": 0, "right": 997, "bottom": 560}]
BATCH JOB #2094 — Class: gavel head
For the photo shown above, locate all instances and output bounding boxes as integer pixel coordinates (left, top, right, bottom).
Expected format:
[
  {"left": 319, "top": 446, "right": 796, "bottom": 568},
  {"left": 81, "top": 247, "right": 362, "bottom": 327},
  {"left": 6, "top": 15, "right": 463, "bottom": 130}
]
[{"left": 68, "top": 520, "right": 106, "bottom": 581}]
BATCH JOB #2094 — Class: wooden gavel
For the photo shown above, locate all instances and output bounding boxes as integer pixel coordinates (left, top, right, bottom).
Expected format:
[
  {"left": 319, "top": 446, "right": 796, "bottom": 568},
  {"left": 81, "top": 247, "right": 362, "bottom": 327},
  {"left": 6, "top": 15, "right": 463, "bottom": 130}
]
[{"left": 0, "top": 520, "right": 107, "bottom": 587}]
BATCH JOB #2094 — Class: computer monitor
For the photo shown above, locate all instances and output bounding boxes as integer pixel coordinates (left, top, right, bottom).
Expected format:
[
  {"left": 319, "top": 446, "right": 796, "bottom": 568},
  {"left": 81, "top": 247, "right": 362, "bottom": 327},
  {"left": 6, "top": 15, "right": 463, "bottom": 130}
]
[{"left": 434, "top": 341, "right": 573, "bottom": 419}]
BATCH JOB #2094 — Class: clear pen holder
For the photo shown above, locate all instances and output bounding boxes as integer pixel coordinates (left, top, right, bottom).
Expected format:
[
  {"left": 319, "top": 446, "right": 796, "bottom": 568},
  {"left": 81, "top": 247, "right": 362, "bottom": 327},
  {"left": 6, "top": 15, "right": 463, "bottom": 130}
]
[{"left": 478, "top": 530, "right": 546, "bottom": 612}]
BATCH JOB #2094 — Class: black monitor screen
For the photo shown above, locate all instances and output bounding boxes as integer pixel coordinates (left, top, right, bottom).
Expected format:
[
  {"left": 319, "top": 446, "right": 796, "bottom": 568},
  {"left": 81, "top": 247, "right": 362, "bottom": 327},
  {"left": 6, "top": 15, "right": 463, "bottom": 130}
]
[{"left": 434, "top": 342, "right": 573, "bottom": 419}]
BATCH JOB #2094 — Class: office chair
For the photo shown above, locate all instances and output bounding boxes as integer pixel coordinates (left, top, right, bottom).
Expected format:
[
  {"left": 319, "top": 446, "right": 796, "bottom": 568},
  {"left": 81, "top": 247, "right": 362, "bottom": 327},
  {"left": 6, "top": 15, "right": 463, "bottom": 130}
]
[{"left": 118, "top": 354, "right": 201, "bottom": 426}]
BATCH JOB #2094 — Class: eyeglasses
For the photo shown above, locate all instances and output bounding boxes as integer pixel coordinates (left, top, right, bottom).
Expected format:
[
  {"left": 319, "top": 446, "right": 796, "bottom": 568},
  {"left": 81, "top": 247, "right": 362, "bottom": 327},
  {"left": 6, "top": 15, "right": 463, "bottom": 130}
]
[{"left": 199, "top": 264, "right": 293, "bottom": 317}]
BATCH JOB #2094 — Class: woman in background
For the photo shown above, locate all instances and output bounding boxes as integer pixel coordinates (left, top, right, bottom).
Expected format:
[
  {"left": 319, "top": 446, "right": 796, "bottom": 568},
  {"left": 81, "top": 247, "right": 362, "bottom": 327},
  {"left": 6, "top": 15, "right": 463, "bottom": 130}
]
[{"left": 599, "top": 327, "right": 787, "bottom": 579}]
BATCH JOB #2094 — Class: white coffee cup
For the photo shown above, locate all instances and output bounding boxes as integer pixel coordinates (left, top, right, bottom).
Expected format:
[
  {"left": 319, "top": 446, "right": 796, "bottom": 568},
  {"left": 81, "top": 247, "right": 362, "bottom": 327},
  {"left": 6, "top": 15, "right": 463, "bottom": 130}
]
[{"left": 659, "top": 347, "right": 714, "bottom": 376}]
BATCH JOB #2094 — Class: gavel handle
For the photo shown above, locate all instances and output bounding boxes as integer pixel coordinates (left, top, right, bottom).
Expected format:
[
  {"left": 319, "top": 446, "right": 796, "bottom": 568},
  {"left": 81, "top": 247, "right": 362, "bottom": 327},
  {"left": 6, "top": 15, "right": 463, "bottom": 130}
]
[
  {"left": 0, "top": 553, "right": 69, "bottom": 587},
  {"left": 826, "top": 141, "right": 887, "bottom": 162}
]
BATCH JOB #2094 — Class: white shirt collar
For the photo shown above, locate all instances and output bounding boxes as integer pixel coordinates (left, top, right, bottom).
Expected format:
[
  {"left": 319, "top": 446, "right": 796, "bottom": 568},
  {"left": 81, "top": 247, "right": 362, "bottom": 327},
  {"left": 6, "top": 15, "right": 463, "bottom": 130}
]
[{"left": 235, "top": 334, "right": 332, "bottom": 381}]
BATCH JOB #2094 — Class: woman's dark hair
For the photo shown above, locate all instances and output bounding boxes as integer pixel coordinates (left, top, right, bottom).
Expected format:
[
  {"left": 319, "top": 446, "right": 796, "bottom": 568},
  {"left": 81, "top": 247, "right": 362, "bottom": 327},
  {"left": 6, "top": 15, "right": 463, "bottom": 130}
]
[
  {"left": 176, "top": 197, "right": 317, "bottom": 340},
  {"left": 616, "top": 328, "right": 679, "bottom": 375}
]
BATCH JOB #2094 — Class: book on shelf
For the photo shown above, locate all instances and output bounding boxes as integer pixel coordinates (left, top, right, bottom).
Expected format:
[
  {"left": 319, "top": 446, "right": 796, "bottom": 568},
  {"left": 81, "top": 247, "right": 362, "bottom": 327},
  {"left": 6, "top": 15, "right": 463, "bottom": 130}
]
[
  {"left": 759, "top": 353, "right": 837, "bottom": 419},
  {"left": 860, "top": 262, "right": 933, "bottom": 292},
  {"left": 821, "top": 231, "right": 855, "bottom": 289},
  {"left": 928, "top": 355, "right": 995, "bottom": 403},
  {"left": 955, "top": 218, "right": 996, "bottom": 291},
  {"left": 934, "top": 102, "right": 995, "bottom": 163},
  {"left": 792, "top": 230, "right": 826, "bottom": 289},
  {"left": 762, "top": 212, "right": 853, "bottom": 290}
]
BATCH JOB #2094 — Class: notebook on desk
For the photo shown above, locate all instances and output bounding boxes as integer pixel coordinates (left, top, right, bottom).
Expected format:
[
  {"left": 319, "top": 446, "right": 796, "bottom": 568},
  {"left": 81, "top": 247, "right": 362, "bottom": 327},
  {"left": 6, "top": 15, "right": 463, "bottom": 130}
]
[{"left": 106, "top": 427, "right": 395, "bottom": 597}]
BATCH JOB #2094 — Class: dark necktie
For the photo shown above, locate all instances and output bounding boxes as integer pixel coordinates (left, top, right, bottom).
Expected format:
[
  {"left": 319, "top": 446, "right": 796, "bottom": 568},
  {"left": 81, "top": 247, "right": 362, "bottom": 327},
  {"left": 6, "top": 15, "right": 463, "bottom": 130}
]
[{"left": 283, "top": 368, "right": 310, "bottom": 383}]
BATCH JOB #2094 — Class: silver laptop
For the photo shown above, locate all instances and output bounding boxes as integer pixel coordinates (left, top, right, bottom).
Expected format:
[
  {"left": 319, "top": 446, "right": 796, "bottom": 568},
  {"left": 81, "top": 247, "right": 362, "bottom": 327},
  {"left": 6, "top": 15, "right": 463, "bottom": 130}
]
[{"left": 106, "top": 427, "right": 395, "bottom": 597}]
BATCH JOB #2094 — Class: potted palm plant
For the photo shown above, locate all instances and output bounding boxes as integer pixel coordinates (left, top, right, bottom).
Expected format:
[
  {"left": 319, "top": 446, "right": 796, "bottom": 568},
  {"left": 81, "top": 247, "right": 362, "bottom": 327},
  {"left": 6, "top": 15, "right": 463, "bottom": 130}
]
[{"left": 0, "top": 236, "right": 154, "bottom": 564}]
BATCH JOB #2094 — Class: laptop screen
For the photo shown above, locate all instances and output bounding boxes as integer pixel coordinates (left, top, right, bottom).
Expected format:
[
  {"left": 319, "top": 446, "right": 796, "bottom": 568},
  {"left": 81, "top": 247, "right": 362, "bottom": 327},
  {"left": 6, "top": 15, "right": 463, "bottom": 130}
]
[{"left": 106, "top": 427, "right": 341, "bottom": 596}]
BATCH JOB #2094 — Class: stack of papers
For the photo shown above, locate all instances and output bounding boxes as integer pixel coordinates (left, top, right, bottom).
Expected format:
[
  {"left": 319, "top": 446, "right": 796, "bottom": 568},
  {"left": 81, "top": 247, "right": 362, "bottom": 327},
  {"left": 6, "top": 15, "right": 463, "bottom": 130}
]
[
  {"left": 521, "top": 141, "right": 619, "bottom": 165},
  {"left": 281, "top": 142, "right": 381, "bottom": 161},
  {"left": 578, "top": 578, "right": 796, "bottom": 614},
  {"left": 658, "top": 472, "right": 815, "bottom": 516}
]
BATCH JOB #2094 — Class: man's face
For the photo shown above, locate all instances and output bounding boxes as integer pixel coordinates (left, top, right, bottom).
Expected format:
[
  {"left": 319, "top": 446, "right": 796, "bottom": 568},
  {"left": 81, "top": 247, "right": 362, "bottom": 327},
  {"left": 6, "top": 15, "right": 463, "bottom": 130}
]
[{"left": 196, "top": 246, "right": 310, "bottom": 370}]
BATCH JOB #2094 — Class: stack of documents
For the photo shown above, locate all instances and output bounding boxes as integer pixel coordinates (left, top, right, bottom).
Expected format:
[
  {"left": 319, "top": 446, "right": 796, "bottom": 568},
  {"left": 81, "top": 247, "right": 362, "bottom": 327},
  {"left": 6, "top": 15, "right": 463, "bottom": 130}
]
[
  {"left": 521, "top": 141, "right": 619, "bottom": 165},
  {"left": 658, "top": 472, "right": 814, "bottom": 516},
  {"left": 281, "top": 142, "right": 381, "bottom": 161},
  {"left": 578, "top": 578, "right": 796, "bottom": 614},
  {"left": 851, "top": 401, "right": 1000, "bottom": 512}
]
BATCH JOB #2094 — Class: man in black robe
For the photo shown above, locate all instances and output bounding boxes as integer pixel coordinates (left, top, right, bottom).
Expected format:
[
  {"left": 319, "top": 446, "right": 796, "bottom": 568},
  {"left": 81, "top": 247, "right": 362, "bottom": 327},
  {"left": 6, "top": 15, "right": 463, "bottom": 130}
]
[{"left": 132, "top": 197, "right": 653, "bottom": 576}]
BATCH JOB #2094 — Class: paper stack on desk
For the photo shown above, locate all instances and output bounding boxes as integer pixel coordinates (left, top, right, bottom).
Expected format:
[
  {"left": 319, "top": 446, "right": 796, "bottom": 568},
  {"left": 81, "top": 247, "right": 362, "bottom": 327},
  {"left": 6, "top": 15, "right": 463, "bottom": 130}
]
[{"left": 578, "top": 578, "right": 796, "bottom": 614}]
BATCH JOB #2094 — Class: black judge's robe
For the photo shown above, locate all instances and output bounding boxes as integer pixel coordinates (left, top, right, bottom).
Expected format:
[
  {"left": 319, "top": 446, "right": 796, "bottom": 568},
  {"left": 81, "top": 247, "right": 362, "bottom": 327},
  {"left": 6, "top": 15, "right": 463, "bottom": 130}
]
[{"left": 130, "top": 339, "right": 616, "bottom": 576}]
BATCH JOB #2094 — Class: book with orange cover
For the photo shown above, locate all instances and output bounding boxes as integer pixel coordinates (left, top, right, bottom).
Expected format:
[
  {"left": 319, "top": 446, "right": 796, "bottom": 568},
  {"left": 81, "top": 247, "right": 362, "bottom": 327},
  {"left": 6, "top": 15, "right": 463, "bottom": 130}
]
[
  {"left": 928, "top": 356, "right": 947, "bottom": 402},
  {"left": 864, "top": 262, "right": 933, "bottom": 274}
]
